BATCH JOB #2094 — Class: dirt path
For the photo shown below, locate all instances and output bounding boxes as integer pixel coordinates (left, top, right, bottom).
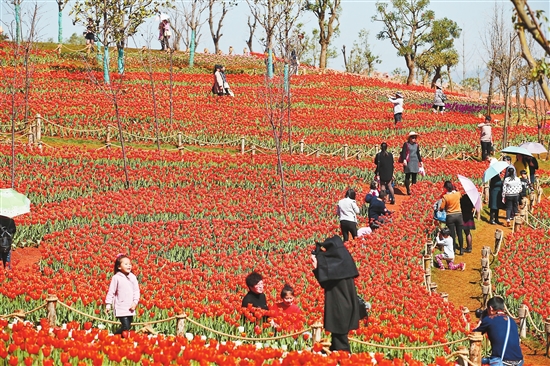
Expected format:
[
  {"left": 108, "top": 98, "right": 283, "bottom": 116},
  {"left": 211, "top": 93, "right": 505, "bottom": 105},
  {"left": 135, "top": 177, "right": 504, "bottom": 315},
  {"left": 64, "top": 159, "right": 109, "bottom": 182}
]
[{"left": 434, "top": 207, "right": 550, "bottom": 365}]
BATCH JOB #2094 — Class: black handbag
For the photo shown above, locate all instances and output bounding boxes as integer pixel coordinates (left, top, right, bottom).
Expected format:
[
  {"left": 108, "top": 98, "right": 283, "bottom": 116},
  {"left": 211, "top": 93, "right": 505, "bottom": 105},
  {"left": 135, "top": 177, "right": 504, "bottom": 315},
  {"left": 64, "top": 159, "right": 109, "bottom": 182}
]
[{"left": 357, "top": 295, "right": 370, "bottom": 320}]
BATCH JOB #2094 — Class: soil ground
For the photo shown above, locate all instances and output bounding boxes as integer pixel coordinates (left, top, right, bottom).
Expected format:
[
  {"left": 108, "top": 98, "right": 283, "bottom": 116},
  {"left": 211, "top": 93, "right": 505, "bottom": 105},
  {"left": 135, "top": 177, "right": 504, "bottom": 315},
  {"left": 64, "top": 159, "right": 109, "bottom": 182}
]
[{"left": 9, "top": 182, "right": 550, "bottom": 365}]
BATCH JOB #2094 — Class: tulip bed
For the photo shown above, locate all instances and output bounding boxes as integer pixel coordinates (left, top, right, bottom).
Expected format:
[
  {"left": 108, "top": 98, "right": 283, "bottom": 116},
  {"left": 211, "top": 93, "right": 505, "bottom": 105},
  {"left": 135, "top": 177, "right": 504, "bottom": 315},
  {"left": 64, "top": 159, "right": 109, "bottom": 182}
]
[{"left": 0, "top": 42, "right": 547, "bottom": 364}]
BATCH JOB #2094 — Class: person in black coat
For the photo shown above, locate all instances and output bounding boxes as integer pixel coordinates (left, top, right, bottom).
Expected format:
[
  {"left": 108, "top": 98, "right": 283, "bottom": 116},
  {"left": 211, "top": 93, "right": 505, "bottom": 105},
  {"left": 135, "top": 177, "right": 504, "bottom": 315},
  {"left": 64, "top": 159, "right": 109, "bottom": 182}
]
[
  {"left": 489, "top": 174, "right": 503, "bottom": 225},
  {"left": 0, "top": 216, "right": 16, "bottom": 270},
  {"left": 241, "top": 272, "right": 268, "bottom": 310},
  {"left": 374, "top": 142, "right": 395, "bottom": 204},
  {"left": 311, "top": 235, "right": 360, "bottom": 352}
]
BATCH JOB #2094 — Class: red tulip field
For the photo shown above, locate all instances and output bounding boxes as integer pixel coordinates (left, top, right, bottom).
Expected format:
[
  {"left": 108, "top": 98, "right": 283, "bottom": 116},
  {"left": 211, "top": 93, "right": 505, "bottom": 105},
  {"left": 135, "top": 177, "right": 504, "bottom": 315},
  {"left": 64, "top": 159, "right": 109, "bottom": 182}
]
[{"left": 0, "top": 42, "right": 548, "bottom": 365}]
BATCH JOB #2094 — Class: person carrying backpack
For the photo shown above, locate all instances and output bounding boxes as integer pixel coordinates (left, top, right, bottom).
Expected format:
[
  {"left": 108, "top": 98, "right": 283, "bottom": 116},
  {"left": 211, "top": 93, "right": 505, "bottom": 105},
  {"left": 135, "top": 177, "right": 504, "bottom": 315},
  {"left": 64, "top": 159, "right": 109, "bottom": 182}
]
[{"left": 0, "top": 216, "right": 16, "bottom": 270}]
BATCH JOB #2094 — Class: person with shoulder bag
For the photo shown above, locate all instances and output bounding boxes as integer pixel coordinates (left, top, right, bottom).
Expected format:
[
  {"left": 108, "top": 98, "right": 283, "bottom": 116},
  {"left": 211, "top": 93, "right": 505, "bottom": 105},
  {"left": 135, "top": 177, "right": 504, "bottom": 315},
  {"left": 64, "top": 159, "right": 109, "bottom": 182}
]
[
  {"left": 474, "top": 296, "right": 524, "bottom": 366},
  {"left": 399, "top": 132, "right": 422, "bottom": 196}
]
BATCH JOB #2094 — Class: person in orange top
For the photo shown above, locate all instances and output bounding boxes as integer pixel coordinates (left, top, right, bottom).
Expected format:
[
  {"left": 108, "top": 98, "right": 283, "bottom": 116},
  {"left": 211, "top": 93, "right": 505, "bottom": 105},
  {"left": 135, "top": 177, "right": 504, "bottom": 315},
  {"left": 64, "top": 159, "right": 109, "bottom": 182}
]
[{"left": 439, "top": 180, "right": 465, "bottom": 255}]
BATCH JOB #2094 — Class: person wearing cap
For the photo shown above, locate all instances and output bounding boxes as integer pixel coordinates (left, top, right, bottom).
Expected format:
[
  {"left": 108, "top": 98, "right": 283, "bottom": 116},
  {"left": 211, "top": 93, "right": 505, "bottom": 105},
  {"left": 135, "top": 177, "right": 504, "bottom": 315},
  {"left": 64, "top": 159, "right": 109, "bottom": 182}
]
[
  {"left": 478, "top": 115, "right": 493, "bottom": 161},
  {"left": 388, "top": 92, "right": 404, "bottom": 125},
  {"left": 399, "top": 132, "right": 423, "bottom": 195},
  {"left": 432, "top": 85, "right": 446, "bottom": 114}
]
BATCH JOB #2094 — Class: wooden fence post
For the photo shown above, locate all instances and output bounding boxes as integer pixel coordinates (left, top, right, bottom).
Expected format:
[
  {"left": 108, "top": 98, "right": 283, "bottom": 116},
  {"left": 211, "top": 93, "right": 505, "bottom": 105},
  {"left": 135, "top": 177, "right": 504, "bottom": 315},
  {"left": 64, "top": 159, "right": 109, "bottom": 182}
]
[
  {"left": 176, "top": 313, "right": 187, "bottom": 336},
  {"left": 299, "top": 139, "right": 304, "bottom": 154},
  {"left": 241, "top": 137, "right": 245, "bottom": 154},
  {"left": 177, "top": 133, "right": 183, "bottom": 151},
  {"left": 494, "top": 229, "right": 503, "bottom": 253},
  {"left": 105, "top": 126, "right": 111, "bottom": 148},
  {"left": 518, "top": 304, "right": 528, "bottom": 338},
  {"left": 251, "top": 145, "right": 256, "bottom": 156},
  {"left": 28, "top": 120, "right": 35, "bottom": 145},
  {"left": 343, "top": 144, "right": 348, "bottom": 159},
  {"left": 468, "top": 332, "right": 483, "bottom": 366},
  {"left": 46, "top": 294, "right": 58, "bottom": 326},
  {"left": 311, "top": 320, "right": 323, "bottom": 345},
  {"left": 462, "top": 308, "right": 471, "bottom": 332},
  {"left": 545, "top": 316, "right": 550, "bottom": 356},
  {"left": 440, "top": 292, "right": 449, "bottom": 302},
  {"left": 36, "top": 114, "right": 42, "bottom": 149}
]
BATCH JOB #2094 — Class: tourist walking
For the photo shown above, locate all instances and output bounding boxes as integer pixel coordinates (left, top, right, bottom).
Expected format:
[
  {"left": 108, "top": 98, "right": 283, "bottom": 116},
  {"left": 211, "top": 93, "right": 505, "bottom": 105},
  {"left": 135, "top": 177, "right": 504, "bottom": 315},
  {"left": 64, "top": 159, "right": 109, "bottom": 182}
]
[
  {"left": 399, "top": 132, "right": 423, "bottom": 195},
  {"left": 432, "top": 85, "right": 446, "bottom": 114},
  {"left": 478, "top": 115, "right": 493, "bottom": 161},
  {"left": 502, "top": 167, "right": 522, "bottom": 227},
  {"left": 0, "top": 216, "right": 16, "bottom": 270},
  {"left": 374, "top": 142, "right": 395, "bottom": 204}
]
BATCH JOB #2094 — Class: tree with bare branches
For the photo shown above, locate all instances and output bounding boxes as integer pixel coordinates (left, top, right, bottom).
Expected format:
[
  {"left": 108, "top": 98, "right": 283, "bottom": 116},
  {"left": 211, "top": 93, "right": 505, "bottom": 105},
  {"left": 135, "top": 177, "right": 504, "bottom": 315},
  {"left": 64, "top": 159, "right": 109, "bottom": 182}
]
[
  {"left": 208, "top": 0, "right": 235, "bottom": 54},
  {"left": 245, "top": 15, "right": 257, "bottom": 54},
  {"left": 1, "top": 4, "right": 40, "bottom": 187},
  {"left": 182, "top": 0, "right": 208, "bottom": 66},
  {"left": 511, "top": 0, "right": 550, "bottom": 105},
  {"left": 246, "top": 0, "right": 296, "bottom": 75}
]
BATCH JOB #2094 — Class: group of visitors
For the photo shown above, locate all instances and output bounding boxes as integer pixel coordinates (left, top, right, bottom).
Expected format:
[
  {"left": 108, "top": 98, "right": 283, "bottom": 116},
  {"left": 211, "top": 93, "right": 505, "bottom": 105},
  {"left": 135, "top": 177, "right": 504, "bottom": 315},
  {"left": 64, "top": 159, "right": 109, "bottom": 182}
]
[
  {"left": 241, "top": 272, "right": 302, "bottom": 315},
  {"left": 387, "top": 85, "right": 447, "bottom": 124},
  {"left": 490, "top": 160, "right": 534, "bottom": 227},
  {"left": 336, "top": 132, "right": 424, "bottom": 240}
]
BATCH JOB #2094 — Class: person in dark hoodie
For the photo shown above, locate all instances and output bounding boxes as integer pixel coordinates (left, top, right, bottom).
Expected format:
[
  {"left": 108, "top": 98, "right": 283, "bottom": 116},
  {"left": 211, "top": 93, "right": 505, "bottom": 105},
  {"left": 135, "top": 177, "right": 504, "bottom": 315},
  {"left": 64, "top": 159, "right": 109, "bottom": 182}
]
[
  {"left": 241, "top": 272, "right": 268, "bottom": 310},
  {"left": 311, "top": 235, "right": 360, "bottom": 352}
]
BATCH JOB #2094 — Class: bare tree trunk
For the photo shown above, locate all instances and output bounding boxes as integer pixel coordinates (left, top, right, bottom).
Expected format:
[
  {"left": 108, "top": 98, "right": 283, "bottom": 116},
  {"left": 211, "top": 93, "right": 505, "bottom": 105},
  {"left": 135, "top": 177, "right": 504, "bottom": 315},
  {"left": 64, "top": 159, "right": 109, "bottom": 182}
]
[
  {"left": 487, "top": 68, "right": 495, "bottom": 115},
  {"left": 447, "top": 65, "right": 453, "bottom": 92},
  {"left": 405, "top": 55, "right": 415, "bottom": 85},
  {"left": 515, "top": 84, "right": 521, "bottom": 126},
  {"left": 246, "top": 16, "right": 256, "bottom": 54},
  {"left": 341, "top": 45, "right": 347, "bottom": 71}
]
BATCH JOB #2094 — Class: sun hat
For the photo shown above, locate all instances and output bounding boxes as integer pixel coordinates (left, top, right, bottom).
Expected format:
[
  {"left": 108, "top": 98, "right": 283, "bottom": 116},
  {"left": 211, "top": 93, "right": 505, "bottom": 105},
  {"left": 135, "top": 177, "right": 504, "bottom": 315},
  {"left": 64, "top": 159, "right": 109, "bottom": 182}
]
[
  {"left": 485, "top": 115, "right": 491, "bottom": 122},
  {"left": 408, "top": 131, "right": 419, "bottom": 138},
  {"left": 396, "top": 91, "right": 403, "bottom": 98}
]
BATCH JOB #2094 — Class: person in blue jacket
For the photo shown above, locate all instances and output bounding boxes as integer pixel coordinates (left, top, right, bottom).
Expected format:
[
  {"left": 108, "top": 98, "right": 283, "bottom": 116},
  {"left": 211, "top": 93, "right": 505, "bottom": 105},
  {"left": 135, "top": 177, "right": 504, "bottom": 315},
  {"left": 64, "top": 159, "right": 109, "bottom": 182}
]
[{"left": 474, "top": 296, "right": 524, "bottom": 366}]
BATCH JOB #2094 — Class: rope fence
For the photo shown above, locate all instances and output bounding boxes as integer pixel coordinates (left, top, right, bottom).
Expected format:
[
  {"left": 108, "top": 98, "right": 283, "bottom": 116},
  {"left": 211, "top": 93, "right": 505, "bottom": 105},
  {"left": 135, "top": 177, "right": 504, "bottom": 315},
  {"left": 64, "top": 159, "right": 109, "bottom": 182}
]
[
  {"left": 0, "top": 294, "right": 489, "bottom": 363},
  {"left": 2, "top": 114, "right": 485, "bottom": 161}
]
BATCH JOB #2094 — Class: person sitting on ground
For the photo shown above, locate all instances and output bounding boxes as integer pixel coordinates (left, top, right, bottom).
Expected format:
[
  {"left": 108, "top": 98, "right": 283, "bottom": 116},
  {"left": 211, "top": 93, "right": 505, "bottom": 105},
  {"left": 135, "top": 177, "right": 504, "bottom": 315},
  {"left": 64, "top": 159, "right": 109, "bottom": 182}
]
[
  {"left": 364, "top": 181, "right": 379, "bottom": 204},
  {"left": 242, "top": 272, "right": 268, "bottom": 310},
  {"left": 473, "top": 296, "right": 524, "bottom": 366},
  {"left": 435, "top": 228, "right": 465, "bottom": 271},
  {"left": 368, "top": 191, "right": 391, "bottom": 230}
]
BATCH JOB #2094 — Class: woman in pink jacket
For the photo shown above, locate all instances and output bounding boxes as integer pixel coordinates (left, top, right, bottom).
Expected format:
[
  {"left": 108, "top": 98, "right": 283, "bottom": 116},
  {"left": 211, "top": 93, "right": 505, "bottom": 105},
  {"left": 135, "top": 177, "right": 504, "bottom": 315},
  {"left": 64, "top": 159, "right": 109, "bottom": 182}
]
[{"left": 105, "top": 254, "right": 140, "bottom": 337}]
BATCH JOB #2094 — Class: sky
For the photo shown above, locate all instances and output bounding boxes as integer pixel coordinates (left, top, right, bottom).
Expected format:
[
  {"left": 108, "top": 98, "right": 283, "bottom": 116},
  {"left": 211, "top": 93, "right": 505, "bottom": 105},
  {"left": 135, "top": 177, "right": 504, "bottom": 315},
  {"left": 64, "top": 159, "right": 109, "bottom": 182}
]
[{"left": 1, "top": 0, "right": 549, "bottom": 83}]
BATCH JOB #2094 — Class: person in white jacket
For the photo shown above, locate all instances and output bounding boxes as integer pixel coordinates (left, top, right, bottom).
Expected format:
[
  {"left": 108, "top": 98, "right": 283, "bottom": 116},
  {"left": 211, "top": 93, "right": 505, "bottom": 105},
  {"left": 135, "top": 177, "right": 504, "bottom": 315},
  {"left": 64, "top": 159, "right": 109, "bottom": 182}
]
[
  {"left": 502, "top": 167, "right": 522, "bottom": 226},
  {"left": 336, "top": 189, "right": 360, "bottom": 242},
  {"left": 388, "top": 91, "right": 404, "bottom": 125}
]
